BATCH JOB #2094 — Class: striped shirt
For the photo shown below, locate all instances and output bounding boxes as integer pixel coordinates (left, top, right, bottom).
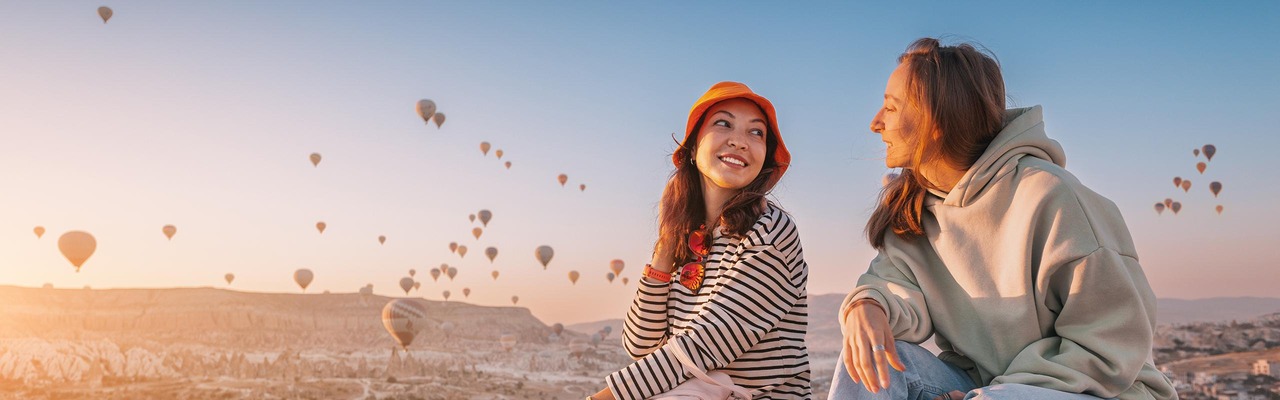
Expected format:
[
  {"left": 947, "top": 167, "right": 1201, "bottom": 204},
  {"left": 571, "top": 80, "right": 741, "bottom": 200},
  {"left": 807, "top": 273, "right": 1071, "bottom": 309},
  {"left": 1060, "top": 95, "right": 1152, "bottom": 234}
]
[{"left": 607, "top": 203, "right": 811, "bottom": 399}]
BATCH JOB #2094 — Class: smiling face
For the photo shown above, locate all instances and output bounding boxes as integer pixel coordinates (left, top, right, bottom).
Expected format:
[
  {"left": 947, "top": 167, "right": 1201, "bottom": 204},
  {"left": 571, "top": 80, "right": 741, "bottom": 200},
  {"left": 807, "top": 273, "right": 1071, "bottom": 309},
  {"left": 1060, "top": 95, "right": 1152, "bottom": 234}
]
[
  {"left": 870, "top": 62, "right": 921, "bottom": 169},
  {"left": 693, "top": 98, "right": 769, "bottom": 192}
]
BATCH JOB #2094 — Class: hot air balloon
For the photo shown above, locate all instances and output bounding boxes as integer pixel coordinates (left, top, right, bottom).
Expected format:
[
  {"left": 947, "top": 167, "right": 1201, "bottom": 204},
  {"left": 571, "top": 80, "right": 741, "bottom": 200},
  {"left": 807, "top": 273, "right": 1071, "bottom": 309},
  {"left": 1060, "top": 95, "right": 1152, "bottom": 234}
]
[
  {"left": 472, "top": 227, "right": 483, "bottom": 240},
  {"left": 1173, "top": 177, "right": 1182, "bottom": 188},
  {"left": 225, "top": 273, "right": 235, "bottom": 284},
  {"left": 409, "top": 269, "right": 417, "bottom": 277},
  {"left": 430, "top": 268, "right": 441, "bottom": 282},
  {"left": 1154, "top": 203, "right": 1165, "bottom": 215},
  {"left": 379, "top": 235, "right": 387, "bottom": 245},
  {"left": 1171, "top": 202, "right": 1183, "bottom": 215},
  {"left": 568, "top": 270, "right": 580, "bottom": 285},
  {"left": 602, "top": 325, "right": 612, "bottom": 334},
  {"left": 1216, "top": 205, "right": 1224, "bottom": 215},
  {"left": 504, "top": 161, "right": 512, "bottom": 169},
  {"left": 510, "top": 296, "right": 519, "bottom": 305},
  {"left": 293, "top": 269, "right": 314, "bottom": 291},
  {"left": 162, "top": 225, "right": 176, "bottom": 240},
  {"left": 309, "top": 153, "right": 321, "bottom": 167},
  {"left": 491, "top": 270, "right": 500, "bottom": 280},
  {"left": 590, "top": 333, "right": 602, "bottom": 347},
  {"left": 446, "top": 267, "right": 458, "bottom": 281},
  {"left": 1193, "top": 148, "right": 1200, "bottom": 157},
  {"left": 1210, "top": 181, "right": 1222, "bottom": 197},
  {"left": 457, "top": 245, "right": 468, "bottom": 258},
  {"left": 359, "top": 285, "right": 373, "bottom": 301},
  {"left": 621, "top": 277, "right": 630, "bottom": 285},
  {"left": 551, "top": 323, "right": 565, "bottom": 335},
  {"left": 97, "top": 6, "right": 112, "bottom": 23},
  {"left": 399, "top": 277, "right": 414, "bottom": 294},
  {"left": 1164, "top": 198, "right": 1173, "bottom": 209},
  {"left": 413, "top": 281, "right": 421, "bottom": 291},
  {"left": 440, "top": 321, "right": 455, "bottom": 336},
  {"left": 449, "top": 242, "right": 458, "bottom": 253},
  {"left": 570, "top": 338, "right": 589, "bottom": 355},
  {"left": 495, "top": 149, "right": 504, "bottom": 159},
  {"left": 315, "top": 221, "right": 326, "bottom": 234},
  {"left": 535, "top": 245, "right": 554, "bottom": 269},
  {"left": 480, "top": 142, "right": 491, "bottom": 156},
  {"left": 58, "top": 231, "right": 97, "bottom": 272},
  {"left": 606, "top": 272, "right": 616, "bottom": 283},
  {"left": 500, "top": 333, "right": 517, "bottom": 351},
  {"left": 609, "top": 259, "right": 625, "bottom": 275},
  {"left": 33, "top": 226, "right": 45, "bottom": 239},
  {"left": 463, "top": 288, "right": 471, "bottom": 298},
  {"left": 443, "top": 290, "right": 451, "bottom": 301},
  {"left": 1181, "top": 180, "right": 1192, "bottom": 193},
  {"left": 1196, "top": 162, "right": 1207, "bottom": 174},
  {"left": 433, "top": 112, "right": 446, "bottom": 128},
  {"left": 485, "top": 247, "right": 498, "bottom": 263},
  {"left": 1202, "top": 144, "right": 1216, "bottom": 161},
  {"left": 580, "top": 184, "right": 587, "bottom": 192},
  {"left": 557, "top": 174, "right": 568, "bottom": 186},
  {"left": 381, "top": 299, "right": 428, "bottom": 349},
  {"left": 415, "top": 100, "right": 437, "bottom": 124},
  {"left": 478, "top": 210, "right": 492, "bottom": 227}
]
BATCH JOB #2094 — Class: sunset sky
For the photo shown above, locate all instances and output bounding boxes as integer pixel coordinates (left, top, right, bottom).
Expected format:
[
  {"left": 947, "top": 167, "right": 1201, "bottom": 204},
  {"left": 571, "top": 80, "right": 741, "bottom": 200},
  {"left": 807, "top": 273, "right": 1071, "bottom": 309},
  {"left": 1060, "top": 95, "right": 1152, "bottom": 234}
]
[{"left": 2, "top": 2, "right": 1278, "bottom": 325}]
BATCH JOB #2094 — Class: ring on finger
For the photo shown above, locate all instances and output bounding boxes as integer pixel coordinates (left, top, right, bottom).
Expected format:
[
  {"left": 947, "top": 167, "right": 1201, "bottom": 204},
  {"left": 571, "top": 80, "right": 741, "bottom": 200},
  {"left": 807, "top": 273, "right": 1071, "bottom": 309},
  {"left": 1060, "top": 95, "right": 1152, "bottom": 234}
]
[{"left": 871, "top": 344, "right": 886, "bottom": 352}]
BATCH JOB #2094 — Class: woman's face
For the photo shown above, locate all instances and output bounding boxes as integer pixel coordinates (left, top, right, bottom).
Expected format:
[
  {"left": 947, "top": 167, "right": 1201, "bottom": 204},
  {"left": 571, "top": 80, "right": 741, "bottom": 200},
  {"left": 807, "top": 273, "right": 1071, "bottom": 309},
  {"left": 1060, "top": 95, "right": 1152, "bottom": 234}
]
[
  {"left": 694, "top": 98, "right": 768, "bottom": 191},
  {"left": 871, "top": 63, "right": 919, "bottom": 169}
]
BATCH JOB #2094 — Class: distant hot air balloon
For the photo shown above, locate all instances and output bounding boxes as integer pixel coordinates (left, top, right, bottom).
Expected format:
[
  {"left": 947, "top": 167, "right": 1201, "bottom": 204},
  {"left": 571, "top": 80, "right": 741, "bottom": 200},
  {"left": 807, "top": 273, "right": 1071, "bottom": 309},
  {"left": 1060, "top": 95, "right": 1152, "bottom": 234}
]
[
  {"left": 621, "top": 277, "right": 630, "bottom": 285},
  {"left": 33, "top": 226, "right": 45, "bottom": 239},
  {"left": 97, "top": 6, "right": 112, "bottom": 23},
  {"left": 468, "top": 214, "right": 476, "bottom": 223},
  {"left": 609, "top": 259, "right": 625, "bottom": 276},
  {"left": 58, "top": 231, "right": 97, "bottom": 272},
  {"left": 1163, "top": 198, "right": 1173, "bottom": 209},
  {"left": 415, "top": 100, "right": 437, "bottom": 125},
  {"left": 500, "top": 333, "right": 517, "bottom": 351},
  {"left": 1181, "top": 180, "right": 1192, "bottom": 193},
  {"left": 1173, "top": 177, "right": 1182, "bottom": 188},
  {"left": 449, "top": 242, "right": 458, "bottom": 253},
  {"left": 359, "top": 285, "right": 373, "bottom": 300},
  {"left": 485, "top": 247, "right": 498, "bottom": 263},
  {"left": 443, "top": 290, "right": 451, "bottom": 301},
  {"left": 433, "top": 112, "right": 446, "bottom": 128},
  {"left": 446, "top": 267, "right": 458, "bottom": 281},
  {"left": 440, "top": 321, "right": 454, "bottom": 336},
  {"left": 457, "top": 245, "right": 468, "bottom": 258},
  {"left": 570, "top": 338, "right": 588, "bottom": 354},
  {"left": 399, "top": 277, "right": 414, "bottom": 294},
  {"left": 293, "top": 269, "right": 314, "bottom": 291},
  {"left": 568, "top": 270, "right": 580, "bottom": 285},
  {"left": 472, "top": 227, "right": 483, "bottom": 240},
  {"left": 379, "top": 235, "right": 387, "bottom": 245},
  {"left": 310, "top": 153, "right": 321, "bottom": 167},
  {"left": 478, "top": 210, "right": 492, "bottom": 227},
  {"left": 463, "top": 288, "right": 471, "bottom": 298},
  {"left": 602, "top": 325, "right": 612, "bottom": 334},
  {"left": 535, "top": 245, "right": 554, "bottom": 269},
  {"left": 315, "top": 221, "right": 326, "bottom": 234},
  {"left": 1216, "top": 205, "right": 1224, "bottom": 215},
  {"left": 606, "top": 272, "right": 615, "bottom": 283},
  {"left": 504, "top": 161, "right": 512, "bottom": 169},
  {"left": 510, "top": 296, "right": 519, "bottom": 305},
  {"left": 1202, "top": 144, "right": 1216, "bottom": 161},
  {"left": 413, "top": 281, "right": 421, "bottom": 291},
  {"left": 1209, "top": 181, "right": 1222, "bottom": 197},
  {"left": 430, "top": 268, "right": 441, "bottom": 282},
  {"left": 1154, "top": 203, "right": 1165, "bottom": 215},
  {"left": 491, "top": 270, "right": 500, "bottom": 280},
  {"left": 225, "top": 273, "right": 235, "bottom": 285},
  {"left": 1196, "top": 162, "right": 1207, "bottom": 174},
  {"left": 495, "top": 149, "right": 504, "bottom": 159},
  {"left": 580, "top": 184, "right": 586, "bottom": 192},
  {"left": 1193, "top": 148, "right": 1200, "bottom": 157},
  {"left": 1171, "top": 202, "right": 1183, "bottom": 215},
  {"left": 557, "top": 174, "right": 568, "bottom": 186},
  {"left": 381, "top": 299, "right": 428, "bottom": 349},
  {"left": 480, "top": 142, "right": 491, "bottom": 156},
  {"left": 409, "top": 269, "right": 416, "bottom": 277},
  {"left": 162, "top": 225, "right": 176, "bottom": 240}
]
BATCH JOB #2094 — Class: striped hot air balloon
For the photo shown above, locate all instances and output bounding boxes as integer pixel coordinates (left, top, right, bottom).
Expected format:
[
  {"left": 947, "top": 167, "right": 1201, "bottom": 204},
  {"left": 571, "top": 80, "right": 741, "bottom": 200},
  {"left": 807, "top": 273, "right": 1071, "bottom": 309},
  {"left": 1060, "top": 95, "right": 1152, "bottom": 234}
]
[{"left": 381, "top": 299, "right": 429, "bottom": 349}]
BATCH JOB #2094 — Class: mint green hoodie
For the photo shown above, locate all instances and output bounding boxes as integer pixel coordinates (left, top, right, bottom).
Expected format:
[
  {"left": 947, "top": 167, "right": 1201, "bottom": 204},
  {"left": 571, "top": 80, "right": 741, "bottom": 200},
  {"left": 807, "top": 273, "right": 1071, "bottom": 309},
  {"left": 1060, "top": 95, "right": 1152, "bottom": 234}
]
[{"left": 840, "top": 106, "right": 1177, "bottom": 400}]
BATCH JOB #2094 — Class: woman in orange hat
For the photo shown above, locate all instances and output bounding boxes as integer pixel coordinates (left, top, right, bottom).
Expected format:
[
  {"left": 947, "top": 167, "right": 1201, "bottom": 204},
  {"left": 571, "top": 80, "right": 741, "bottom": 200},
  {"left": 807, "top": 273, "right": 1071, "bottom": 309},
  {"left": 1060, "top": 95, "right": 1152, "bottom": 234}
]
[{"left": 588, "top": 82, "right": 811, "bottom": 400}]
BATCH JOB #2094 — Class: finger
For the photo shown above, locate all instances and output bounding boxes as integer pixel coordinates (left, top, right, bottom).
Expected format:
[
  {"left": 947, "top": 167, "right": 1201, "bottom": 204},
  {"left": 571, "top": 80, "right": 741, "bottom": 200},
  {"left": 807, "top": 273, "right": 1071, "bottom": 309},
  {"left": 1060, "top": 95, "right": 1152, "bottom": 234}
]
[
  {"left": 949, "top": 390, "right": 966, "bottom": 400},
  {"left": 857, "top": 336, "right": 879, "bottom": 393},
  {"left": 885, "top": 340, "right": 907, "bottom": 372},
  {"left": 873, "top": 341, "right": 891, "bottom": 390},
  {"left": 842, "top": 336, "right": 859, "bottom": 383}
]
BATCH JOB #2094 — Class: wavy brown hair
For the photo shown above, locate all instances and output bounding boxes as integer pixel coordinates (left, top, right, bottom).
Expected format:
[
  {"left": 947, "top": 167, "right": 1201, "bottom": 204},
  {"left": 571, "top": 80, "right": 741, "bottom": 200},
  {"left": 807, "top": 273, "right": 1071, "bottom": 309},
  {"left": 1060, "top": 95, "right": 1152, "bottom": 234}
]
[
  {"left": 866, "top": 37, "right": 1006, "bottom": 249},
  {"left": 657, "top": 111, "right": 783, "bottom": 265}
]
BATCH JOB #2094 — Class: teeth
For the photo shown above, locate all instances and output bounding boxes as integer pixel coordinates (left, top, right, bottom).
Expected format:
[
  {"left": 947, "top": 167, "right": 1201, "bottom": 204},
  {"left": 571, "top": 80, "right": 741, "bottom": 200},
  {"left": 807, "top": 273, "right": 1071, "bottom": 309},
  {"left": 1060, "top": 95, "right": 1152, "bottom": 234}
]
[{"left": 719, "top": 156, "right": 745, "bottom": 167}]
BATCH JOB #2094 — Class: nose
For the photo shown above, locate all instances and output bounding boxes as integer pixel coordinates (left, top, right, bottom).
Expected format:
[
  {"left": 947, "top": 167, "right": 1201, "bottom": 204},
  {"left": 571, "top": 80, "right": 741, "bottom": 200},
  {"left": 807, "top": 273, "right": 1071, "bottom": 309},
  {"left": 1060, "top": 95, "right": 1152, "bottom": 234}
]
[
  {"left": 871, "top": 108, "right": 885, "bottom": 134},
  {"left": 728, "top": 131, "right": 749, "bottom": 150}
]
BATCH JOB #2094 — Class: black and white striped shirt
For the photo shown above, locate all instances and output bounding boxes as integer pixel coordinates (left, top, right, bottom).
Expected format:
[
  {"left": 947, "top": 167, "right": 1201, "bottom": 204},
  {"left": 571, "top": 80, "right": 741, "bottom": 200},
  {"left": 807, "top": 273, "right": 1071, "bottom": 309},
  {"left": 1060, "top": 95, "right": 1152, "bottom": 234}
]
[{"left": 606, "top": 204, "right": 811, "bottom": 399}]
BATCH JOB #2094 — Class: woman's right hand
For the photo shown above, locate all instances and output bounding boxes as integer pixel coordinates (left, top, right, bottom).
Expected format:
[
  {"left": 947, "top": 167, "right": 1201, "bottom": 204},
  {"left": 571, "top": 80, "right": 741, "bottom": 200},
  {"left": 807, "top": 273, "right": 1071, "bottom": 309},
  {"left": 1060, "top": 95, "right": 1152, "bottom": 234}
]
[{"left": 840, "top": 300, "right": 906, "bottom": 393}]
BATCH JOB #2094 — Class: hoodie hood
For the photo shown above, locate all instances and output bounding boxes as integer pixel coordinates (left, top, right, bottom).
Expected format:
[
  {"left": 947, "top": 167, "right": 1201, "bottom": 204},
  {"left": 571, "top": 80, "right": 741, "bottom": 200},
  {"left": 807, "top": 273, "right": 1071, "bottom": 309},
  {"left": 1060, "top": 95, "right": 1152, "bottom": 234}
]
[{"left": 937, "top": 105, "right": 1066, "bottom": 207}]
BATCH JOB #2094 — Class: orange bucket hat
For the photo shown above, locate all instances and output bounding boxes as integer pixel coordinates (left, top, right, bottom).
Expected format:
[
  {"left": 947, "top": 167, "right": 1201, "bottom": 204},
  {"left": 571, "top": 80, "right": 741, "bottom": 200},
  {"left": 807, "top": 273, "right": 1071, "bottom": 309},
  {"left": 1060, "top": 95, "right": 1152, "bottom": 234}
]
[{"left": 674, "top": 81, "right": 791, "bottom": 178}]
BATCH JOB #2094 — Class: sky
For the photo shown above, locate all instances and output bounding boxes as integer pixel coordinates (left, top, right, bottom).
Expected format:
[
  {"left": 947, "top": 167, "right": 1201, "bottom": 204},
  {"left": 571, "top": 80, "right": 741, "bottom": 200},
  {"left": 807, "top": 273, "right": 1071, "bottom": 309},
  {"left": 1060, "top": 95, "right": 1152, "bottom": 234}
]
[{"left": 1, "top": 1, "right": 1278, "bottom": 325}]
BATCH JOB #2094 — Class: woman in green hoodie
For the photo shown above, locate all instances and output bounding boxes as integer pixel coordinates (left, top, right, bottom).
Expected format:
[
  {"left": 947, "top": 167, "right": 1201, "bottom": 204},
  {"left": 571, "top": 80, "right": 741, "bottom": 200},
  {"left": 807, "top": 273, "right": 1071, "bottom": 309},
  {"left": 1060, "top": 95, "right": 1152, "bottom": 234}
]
[{"left": 829, "top": 38, "right": 1178, "bottom": 400}]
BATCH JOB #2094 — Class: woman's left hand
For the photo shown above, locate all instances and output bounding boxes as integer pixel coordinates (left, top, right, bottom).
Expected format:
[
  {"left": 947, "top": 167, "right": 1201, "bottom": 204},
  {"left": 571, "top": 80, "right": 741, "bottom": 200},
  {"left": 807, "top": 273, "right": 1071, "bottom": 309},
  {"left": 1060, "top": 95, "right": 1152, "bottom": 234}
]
[
  {"left": 932, "top": 390, "right": 965, "bottom": 400},
  {"left": 590, "top": 387, "right": 617, "bottom": 400}
]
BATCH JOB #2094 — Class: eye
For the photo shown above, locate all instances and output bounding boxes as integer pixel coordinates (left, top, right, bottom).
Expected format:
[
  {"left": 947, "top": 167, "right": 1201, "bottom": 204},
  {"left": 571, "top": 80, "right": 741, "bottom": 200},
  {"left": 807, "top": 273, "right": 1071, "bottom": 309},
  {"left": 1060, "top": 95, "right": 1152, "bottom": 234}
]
[
  {"left": 749, "top": 128, "right": 765, "bottom": 137},
  {"left": 713, "top": 119, "right": 730, "bottom": 128}
]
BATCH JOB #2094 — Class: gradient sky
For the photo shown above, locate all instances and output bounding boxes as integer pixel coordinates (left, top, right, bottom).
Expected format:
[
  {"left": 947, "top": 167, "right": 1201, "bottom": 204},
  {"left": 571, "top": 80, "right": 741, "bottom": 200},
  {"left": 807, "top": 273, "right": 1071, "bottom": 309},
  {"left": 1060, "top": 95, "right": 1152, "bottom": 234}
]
[{"left": 2, "top": 2, "right": 1278, "bottom": 325}]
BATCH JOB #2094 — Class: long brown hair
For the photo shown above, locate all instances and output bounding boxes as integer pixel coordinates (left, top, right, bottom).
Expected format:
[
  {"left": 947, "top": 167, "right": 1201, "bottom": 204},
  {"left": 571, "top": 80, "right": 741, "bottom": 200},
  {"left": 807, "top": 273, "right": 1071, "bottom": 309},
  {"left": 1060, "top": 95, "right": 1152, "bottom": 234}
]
[
  {"left": 866, "top": 37, "right": 1006, "bottom": 249},
  {"left": 657, "top": 111, "right": 782, "bottom": 264}
]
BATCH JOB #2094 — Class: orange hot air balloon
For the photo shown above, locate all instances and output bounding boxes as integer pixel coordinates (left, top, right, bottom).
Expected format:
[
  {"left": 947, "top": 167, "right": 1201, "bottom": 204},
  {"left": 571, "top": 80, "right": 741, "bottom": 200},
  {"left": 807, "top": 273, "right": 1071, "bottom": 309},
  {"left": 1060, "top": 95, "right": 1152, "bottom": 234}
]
[
  {"left": 433, "top": 112, "right": 446, "bottom": 128},
  {"left": 495, "top": 149, "right": 504, "bottom": 159},
  {"left": 485, "top": 247, "right": 498, "bottom": 263},
  {"left": 1202, "top": 144, "right": 1216, "bottom": 161},
  {"left": 457, "top": 245, "right": 468, "bottom": 258},
  {"left": 399, "top": 277, "right": 414, "bottom": 295},
  {"left": 504, "top": 161, "right": 512, "bottom": 169},
  {"left": 478, "top": 210, "right": 492, "bottom": 227},
  {"left": 510, "top": 296, "right": 519, "bottom": 305},
  {"left": 315, "top": 221, "right": 326, "bottom": 234},
  {"left": 381, "top": 299, "right": 428, "bottom": 349},
  {"left": 1173, "top": 177, "right": 1182, "bottom": 188},
  {"left": 535, "top": 245, "right": 554, "bottom": 269},
  {"left": 1154, "top": 203, "right": 1165, "bottom": 215},
  {"left": 449, "top": 242, "right": 458, "bottom": 253},
  {"left": 413, "top": 281, "right": 421, "bottom": 291},
  {"left": 480, "top": 142, "right": 491, "bottom": 156},
  {"left": 97, "top": 6, "right": 112, "bottom": 23},
  {"left": 568, "top": 270, "right": 580, "bottom": 285},
  {"left": 379, "top": 235, "right": 387, "bottom": 245},
  {"left": 430, "top": 268, "right": 441, "bottom": 282},
  {"left": 1209, "top": 181, "right": 1222, "bottom": 197},
  {"left": 415, "top": 99, "right": 437, "bottom": 124},
  {"left": 472, "top": 227, "right": 483, "bottom": 240},
  {"left": 225, "top": 273, "right": 235, "bottom": 284},
  {"left": 1196, "top": 162, "right": 1206, "bottom": 174},
  {"left": 580, "top": 184, "right": 586, "bottom": 192},
  {"left": 58, "top": 231, "right": 97, "bottom": 272},
  {"left": 446, "top": 267, "right": 458, "bottom": 281},
  {"left": 491, "top": 270, "right": 500, "bottom": 280},
  {"left": 463, "top": 288, "right": 471, "bottom": 298},
  {"left": 293, "top": 269, "right": 314, "bottom": 291},
  {"left": 309, "top": 153, "right": 321, "bottom": 167},
  {"left": 557, "top": 174, "right": 568, "bottom": 186},
  {"left": 1180, "top": 180, "right": 1191, "bottom": 193},
  {"left": 162, "top": 225, "right": 177, "bottom": 240},
  {"left": 1170, "top": 202, "right": 1182, "bottom": 215},
  {"left": 1163, "top": 198, "right": 1173, "bottom": 209},
  {"left": 622, "top": 277, "right": 630, "bottom": 285},
  {"left": 1215, "top": 205, "right": 1224, "bottom": 215},
  {"left": 33, "top": 226, "right": 45, "bottom": 238},
  {"left": 609, "top": 259, "right": 625, "bottom": 275},
  {"left": 442, "top": 290, "right": 451, "bottom": 301}
]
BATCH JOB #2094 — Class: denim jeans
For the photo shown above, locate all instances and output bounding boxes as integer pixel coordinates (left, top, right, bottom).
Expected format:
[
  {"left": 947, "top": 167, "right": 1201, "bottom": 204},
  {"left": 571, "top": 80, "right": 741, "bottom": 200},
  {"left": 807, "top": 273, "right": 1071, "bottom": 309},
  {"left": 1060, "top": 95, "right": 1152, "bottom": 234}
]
[{"left": 828, "top": 341, "right": 1113, "bottom": 400}]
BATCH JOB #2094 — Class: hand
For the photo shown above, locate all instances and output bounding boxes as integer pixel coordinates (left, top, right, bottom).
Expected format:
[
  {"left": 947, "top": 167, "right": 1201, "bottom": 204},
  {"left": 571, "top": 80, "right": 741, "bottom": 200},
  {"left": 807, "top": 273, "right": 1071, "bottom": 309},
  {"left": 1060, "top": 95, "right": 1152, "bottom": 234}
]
[
  {"left": 840, "top": 300, "right": 906, "bottom": 393},
  {"left": 933, "top": 390, "right": 965, "bottom": 400}
]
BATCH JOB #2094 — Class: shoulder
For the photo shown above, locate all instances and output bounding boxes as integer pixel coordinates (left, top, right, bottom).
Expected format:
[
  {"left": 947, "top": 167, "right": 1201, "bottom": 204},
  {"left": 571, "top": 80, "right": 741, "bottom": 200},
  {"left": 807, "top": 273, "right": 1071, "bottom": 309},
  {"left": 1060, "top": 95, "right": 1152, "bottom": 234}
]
[
  {"left": 743, "top": 202, "right": 802, "bottom": 253},
  {"left": 1012, "top": 157, "right": 1137, "bottom": 258}
]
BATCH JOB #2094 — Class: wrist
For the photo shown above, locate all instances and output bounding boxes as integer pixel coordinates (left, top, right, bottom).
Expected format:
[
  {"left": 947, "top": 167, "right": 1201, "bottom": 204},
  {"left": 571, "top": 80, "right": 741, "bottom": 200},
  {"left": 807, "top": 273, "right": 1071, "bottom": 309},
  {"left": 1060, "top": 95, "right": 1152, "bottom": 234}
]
[{"left": 845, "top": 298, "right": 887, "bottom": 318}]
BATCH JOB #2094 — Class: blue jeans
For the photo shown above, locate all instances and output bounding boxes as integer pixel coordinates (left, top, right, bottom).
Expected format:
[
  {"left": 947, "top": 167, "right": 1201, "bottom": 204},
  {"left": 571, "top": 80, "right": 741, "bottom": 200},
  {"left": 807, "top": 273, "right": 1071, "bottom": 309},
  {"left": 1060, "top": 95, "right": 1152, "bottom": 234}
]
[{"left": 828, "top": 341, "right": 1113, "bottom": 400}]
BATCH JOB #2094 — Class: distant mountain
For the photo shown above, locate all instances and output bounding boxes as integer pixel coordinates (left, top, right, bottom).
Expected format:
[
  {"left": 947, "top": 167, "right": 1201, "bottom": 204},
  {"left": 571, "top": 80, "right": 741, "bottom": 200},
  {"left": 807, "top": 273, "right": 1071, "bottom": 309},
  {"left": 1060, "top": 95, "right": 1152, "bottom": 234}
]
[{"left": 1157, "top": 297, "right": 1280, "bottom": 325}]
